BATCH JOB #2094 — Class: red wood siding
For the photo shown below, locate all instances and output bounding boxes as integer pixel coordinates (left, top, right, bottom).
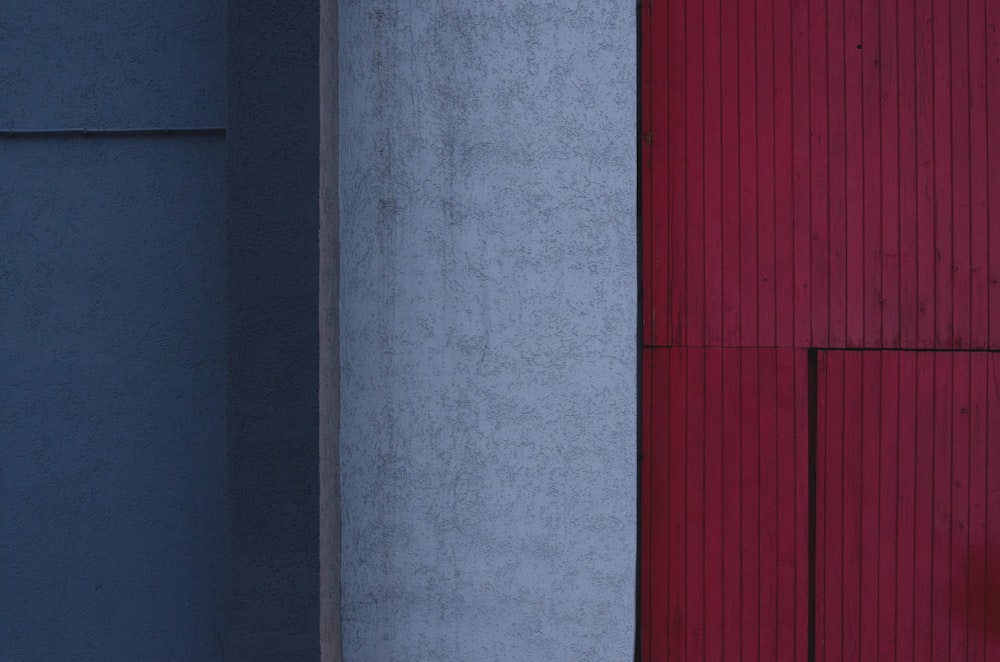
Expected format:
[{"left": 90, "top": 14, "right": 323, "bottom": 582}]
[
  {"left": 643, "top": 0, "right": 1000, "bottom": 350},
  {"left": 815, "top": 350, "right": 1000, "bottom": 661},
  {"left": 642, "top": 348, "right": 810, "bottom": 661}
]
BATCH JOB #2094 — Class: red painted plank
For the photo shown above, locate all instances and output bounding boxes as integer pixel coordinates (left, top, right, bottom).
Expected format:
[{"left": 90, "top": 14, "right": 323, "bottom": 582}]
[
  {"left": 739, "top": 0, "right": 759, "bottom": 347},
  {"left": 931, "top": 352, "right": 953, "bottom": 661},
  {"left": 794, "top": 350, "right": 809, "bottom": 662},
  {"left": 810, "top": 0, "right": 831, "bottom": 348},
  {"left": 950, "top": 352, "right": 971, "bottom": 660},
  {"left": 951, "top": 0, "right": 973, "bottom": 348},
  {"left": 641, "top": 348, "right": 655, "bottom": 661},
  {"left": 667, "top": 349, "right": 688, "bottom": 657},
  {"left": 985, "top": 354, "right": 1000, "bottom": 659},
  {"left": 685, "top": 347, "right": 706, "bottom": 661},
  {"left": 841, "top": 352, "right": 863, "bottom": 660},
  {"left": 758, "top": 348, "right": 779, "bottom": 660},
  {"left": 969, "top": 0, "right": 989, "bottom": 348},
  {"left": 774, "top": 0, "right": 794, "bottom": 348},
  {"left": 757, "top": 2, "right": 777, "bottom": 348},
  {"left": 822, "top": 351, "right": 845, "bottom": 662},
  {"left": 879, "top": 0, "right": 901, "bottom": 348},
  {"left": 968, "top": 354, "right": 988, "bottom": 662},
  {"left": 649, "top": 350, "right": 671, "bottom": 659},
  {"left": 827, "top": 0, "right": 848, "bottom": 348},
  {"left": 702, "top": 348, "right": 724, "bottom": 662},
  {"left": 988, "top": 1, "right": 1000, "bottom": 348},
  {"left": 721, "top": 348, "right": 742, "bottom": 660},
  {"left": 844, "top": 0, "right": 864, "bottom": 347},
  {"left": 685, "top": 0, "right": 705, "bottom": 346},
  {"left": 878, "top": 351, "right": 901, "bottom": 661},
  {"left": 720, "top": 0, "right": 741, "bottom": 348},
  {"left": 932, "top": 0, "right": 954, "bottom": 348},
  {"left": 740, "top": 348, "right": 760, "bottom": 662},
  {"left": 790, "top": 0, "right": 811, "bottom": 347},
  {"left": 814, "top": 352, "right": 828, "bottom": 662},
  {"left": 913, "top": 351, "right": 935, "bottom": 662},
  {"left": 859, "top": 352, "right": 881, "bottom": 660},
  {"left": 776, "top": 348, "right": 797, "bottom": 656},
  {"left": 895, "top": 351, "right": 917, "bottom": 662},
  {"left": 861, "top": 0, "right": 882, "bottom": 348},
  {"left": 703, "top": 0, "right": 723, "bottom": 346},
  {"left": 915, "top": 0, "right": 935, "bottom": 348},
  {"left": 643, "top": 0, "right": 666, "bottom": 346},
  {"left": 896, "top": 0, "right": 919, "bottom": 347},
  {"left": 667, "top": 0, "right": 687, "bottom": 346}
]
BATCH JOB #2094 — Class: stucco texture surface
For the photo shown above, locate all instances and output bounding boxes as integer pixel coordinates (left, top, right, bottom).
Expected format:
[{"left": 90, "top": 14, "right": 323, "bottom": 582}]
[
  {"left": 1, "top": 0, "right": 225, "bottom": 128},
  {"left": 338, "top": 2, "right": 637, "bottom": 660},
  {"left": 0, "top": 138, "right": 227, "bottom": 660}
]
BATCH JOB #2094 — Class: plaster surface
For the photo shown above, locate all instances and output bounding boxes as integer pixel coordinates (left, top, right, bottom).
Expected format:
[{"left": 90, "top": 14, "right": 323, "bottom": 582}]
[
  {"left": 338, "top": 2, "right": 637, "bottom": 659},
  {"left": 1, "top": 0, "right": 225, "bottom": 129},
  {"left": 0, "top": 138, "right": 227, "bottom": 661}
]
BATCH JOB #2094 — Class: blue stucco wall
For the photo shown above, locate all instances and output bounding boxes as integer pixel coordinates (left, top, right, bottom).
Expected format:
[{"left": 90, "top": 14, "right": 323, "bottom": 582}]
[
  {"left": 226, "top": 0, "right": 320, "bottom": 659},
  {"left": 338, "top": 2, "right": 637, "bottom": 659},
  {"left": 1, "top": 4, "right": 228, "bottom": 660}
]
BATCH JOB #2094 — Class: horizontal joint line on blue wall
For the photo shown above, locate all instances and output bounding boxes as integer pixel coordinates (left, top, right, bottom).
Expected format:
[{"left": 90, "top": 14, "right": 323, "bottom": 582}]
[{"left": 1, "top": 127, "right": 227, "bottom": 138}]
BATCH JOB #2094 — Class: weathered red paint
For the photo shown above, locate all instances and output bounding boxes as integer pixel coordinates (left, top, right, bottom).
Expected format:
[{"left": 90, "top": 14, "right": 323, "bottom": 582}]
[{"left": 641, "top": 0, "right": 1000, "bottom": 658}]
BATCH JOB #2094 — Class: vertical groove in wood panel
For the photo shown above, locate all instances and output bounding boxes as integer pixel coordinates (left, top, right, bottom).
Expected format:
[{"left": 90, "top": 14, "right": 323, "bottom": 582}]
[
  {"left": 774, "top": 0, "right": 794, "bottom": 348},
  {"left": 969, "top": 0, "right": 989, "bottom": 348},
  {"left": 914, "top": 352, "right": 934, "bottom": 662},
  {"left": 843, "top": 352, "right": 863, "bottom": 659},
  {"left": 685, "top": 348, "right": 706, "bottom": 661},
  {"left": 828, "top": 0, "right": 847, "bottom": 347},
  {"left": 685, "top": 0, "right": 705, "bottom": 346},
  {"left": 758, "top": 348, "right": 779, "bottom": 660},
  {"left": 741, "top": 348, "right": 761, "bottom": 661},
  {"left": 703, "top": 349, "right": 724, "bottom": 662},
  {"left": 815, "top": 351, "right": 828, "bottom": 662},
  {"left": 897, "top": 0, "right": 919, "bottom": 347},
  {"left": 859, "top": 352, "right": 881, "bottom": 659},
  {"left": 896, "top": 351, "right": 918, "bottom": 662},
  {"left": 862, "top": 0, "right": 883, "bottom": 348},
  {"left": 722, "top": 348, "right": 742, "bottom": 659},
  {"left": 915, "top": 0, "right": 935, "bottom": 347},
  {"left": 757, "top": 0, "right": 777, "bottom": 348},
  {"left": 739, "top": 0, "right": 759, "bottom": 347},
  {"left": 796, "top": 350, "right": 810, "bottom": 662},
  {"left": 721, "top": 0, "right": 740, "bottom": 347},
  {"left": 986, "top": 355, "right": 1000, "bottom": 659},
  {"left": 951, "top": 0, "right": 973, "bottom": 348},
  {"left": 667, "top": 0, "right": 686, "bottom": 346},
  {"left": 879, "top": 0, "right": 900, "bottom": 347},
  {"left": 703, "top": 0, "right": 723, "bottom": 346},
  {"left": 791, "top": 0, "right": 811, "bottom": 347},
  {"left": 811, "top": 0, "right": 830, "bottom": 348},
  {"left": 877, "top": 351, "right": 900, "bottom": 661},
  {"left": 932, "top": 0, "right": 954, "bottom": 348},
  {"left": 652, "top": 349, "right": 671, "bottom": 659},
  {"left": 988, "top": 2, "right": 1000, "bottom": 348},
  {"left": 844, "top": 0, "right": 864, "bottom": 347},
  {"left": 951, "top": 353, "right": 971, "bottom": 659},
  {"left": 668, "top": 350, "right": 687, "bottom": 658},
  {"left": 640, "top": 349, "right": 653, "bottom": 662},
  {"left": 931, "top": 353, "right": 952, "bottom": 661},
  {"left": 776, "top": 349, "right": 797, "bottom": 656},
  {"left": 968, "top": 354, "right": 987, "bottom": 662}
]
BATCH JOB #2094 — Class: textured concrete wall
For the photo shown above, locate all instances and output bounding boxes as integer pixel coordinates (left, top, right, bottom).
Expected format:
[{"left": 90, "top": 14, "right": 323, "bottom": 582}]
[
  {"left": 338, "top": 2, "right": 637, "bottom": 660},
  {"left": 226, "top": 0, "right": 320, "bottom": 659},
  {"left": 1, "top": 3, "right": 228, "bottom": 660}
]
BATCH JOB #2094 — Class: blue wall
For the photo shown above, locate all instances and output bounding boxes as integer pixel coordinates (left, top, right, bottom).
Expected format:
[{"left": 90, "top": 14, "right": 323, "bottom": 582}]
[{"left": 1, "top": 1, "right": 319, "bottom": 659}]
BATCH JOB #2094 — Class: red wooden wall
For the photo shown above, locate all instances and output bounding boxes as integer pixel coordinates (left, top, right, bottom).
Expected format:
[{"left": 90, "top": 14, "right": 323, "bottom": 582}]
[{"left": 641, "top": 0, "right": 1000, "bottom": 658}]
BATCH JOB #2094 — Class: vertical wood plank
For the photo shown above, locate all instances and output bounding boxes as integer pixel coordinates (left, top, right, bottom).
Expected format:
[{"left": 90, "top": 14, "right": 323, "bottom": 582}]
[
  {"left": 791, "top": 0, "right": 812, "bottom": 347},
  {"left": 703, "top": 0, "right": 724, "bottom": 345},
  {"left": 897, "top": 0, "right": 919, "bottom": 347},
  {"left": 877, "top": 351, "right": 900, "bottom": 661},
  {"left": 703, "top": 348, "right": 724, "bottom": 661},
  {"left": 758, "top": 348, "right": 779, "bottom": 660},
  {"left": 823, "top": 351, "right": 845, "bottom": 662},
  {"left": 668, "top": 349, "right": 688, "bottom": 658},
  {"left": 951, "top": 0, "right": 973, "bottom": 348},
  {"left": 685, "top": 0, "right": 705, "bottom": 346},
  {"left": 794, "top": 349, "right": 810, "bottom": 661},
  {"left": 774, "top": 0, "right": 795, "bottom": 348},
  {"left": 985, "top": 354, "right": 1000, "bottom": 659},
  {"left": 841, "top": 352, "right": 863, "bottom": 660},
  {"left": 667, "top": 0, "right": 688, "bottom": 346},
  {"left": 915, "top": 0, "right": 935, "bottom": 347},
  {"left": 879, "top": 0, "right": 900, "bottom": 348},
  {"left": 932, "top": 0, "right": 954, "bottom": 347},
  {"left": 722, "top": 348, "right": 743, "bottom": 660},
  {"left": 988, "top": 0, "right": 1000, "bottom": 348},
  {"left": 844, "top": 0, "right": 865, "bottom": 347},
  {"left": 968, "top": 353, "right": 988, "bottom": 662},
  {"left": 895, "top": 351, "right": 918, "bottom": 662},
  {"left": 969, "top": 0, "right": 989, "bottom": 348},
  {"left": 685, "top": 348, "right": 706, "bottom": 660},
  {"left": 757, "top": 0, "right": 778, "bottom": 348},
  {"left": 649, "top": 350, "right": 671, "bottom": 658},
  {"left": 827, "top": 0, "right": 848, "bottom": 348},
  {"left": 739, "top": 0, "right": 759, "bottom": 346},
  {"left": 861, "top": 0, "right": 883, "bottom": 348},
  {"left": 810, "top": 0, "right": 830, "bottom": 347},
  {"left": 815, "top": 351, "right": 829, "bottom": 662},
  {"left": 950, "top": 351, "right": 971, "bottom": 660},
  {"left": 740, "top": 348, "right": 761, "bottom": 662},
  {"left": 776, "top": 349, "right": 797, "bottom": 657},
  {"left": 721, "top": 0, "right": 741, "bottom": 347},
  {"left": 913, "top": 351, "right": 935, "bottom": 662},
  {"left": 859, "top": 351, "right": 882, "bottom": 660},
  {"left": 931, "top": 352, "right": 953, "bottom": 661}
]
